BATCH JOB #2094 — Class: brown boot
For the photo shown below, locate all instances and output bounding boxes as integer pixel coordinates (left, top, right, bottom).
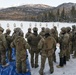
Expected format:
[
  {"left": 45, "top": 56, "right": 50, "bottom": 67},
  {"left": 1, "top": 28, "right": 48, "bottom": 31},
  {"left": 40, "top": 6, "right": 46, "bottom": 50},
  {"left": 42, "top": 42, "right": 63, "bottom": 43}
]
[{"left": 56, "top": 65, "right": 63, "bottom": 68}]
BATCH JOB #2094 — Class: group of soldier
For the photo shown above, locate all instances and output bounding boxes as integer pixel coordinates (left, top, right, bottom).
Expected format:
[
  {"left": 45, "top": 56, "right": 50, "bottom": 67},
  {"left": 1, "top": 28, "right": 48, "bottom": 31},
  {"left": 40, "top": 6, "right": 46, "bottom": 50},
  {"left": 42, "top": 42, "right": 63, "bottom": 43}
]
[{"left": 0, "top": 24, "right": 76, "bottom": 75}]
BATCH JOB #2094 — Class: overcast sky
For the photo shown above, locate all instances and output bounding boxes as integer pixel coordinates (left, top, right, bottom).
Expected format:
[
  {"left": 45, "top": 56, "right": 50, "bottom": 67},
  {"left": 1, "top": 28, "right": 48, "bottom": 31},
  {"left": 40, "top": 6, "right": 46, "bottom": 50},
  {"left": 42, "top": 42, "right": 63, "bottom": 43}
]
[{"left": 0, "top": 0, "right": 76, "bottom": 8}]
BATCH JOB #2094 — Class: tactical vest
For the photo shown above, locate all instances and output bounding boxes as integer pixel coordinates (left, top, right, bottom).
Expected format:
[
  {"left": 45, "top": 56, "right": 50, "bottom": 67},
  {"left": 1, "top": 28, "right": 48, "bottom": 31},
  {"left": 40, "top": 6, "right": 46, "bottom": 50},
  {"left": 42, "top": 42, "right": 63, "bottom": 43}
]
[
  {"left": 44, "top": 37, "right": 53, "bottom": 50},
  {"left": 62, "top": 33, "right": 69, "bottom": 45},
  {"left": 30, "top": 34, "right": 41, "bottom": 47}
]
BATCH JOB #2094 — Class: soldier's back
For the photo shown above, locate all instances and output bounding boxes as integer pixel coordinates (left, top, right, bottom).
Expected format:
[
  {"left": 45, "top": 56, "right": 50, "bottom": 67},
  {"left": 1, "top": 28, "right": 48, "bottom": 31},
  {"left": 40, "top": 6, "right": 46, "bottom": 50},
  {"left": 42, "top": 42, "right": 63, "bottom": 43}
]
[
  {"left": 28, "top": 33, "right": 41, "bottom": 47},
  {"left": 14, "top": 36, "right": 26, "bottom": 51}
]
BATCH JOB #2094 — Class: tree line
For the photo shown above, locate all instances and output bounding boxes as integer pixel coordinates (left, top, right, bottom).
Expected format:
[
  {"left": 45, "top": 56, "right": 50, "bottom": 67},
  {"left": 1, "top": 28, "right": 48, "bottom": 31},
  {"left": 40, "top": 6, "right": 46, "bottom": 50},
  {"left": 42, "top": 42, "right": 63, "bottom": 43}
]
[{"left": 33, "top": 6, "right": 76, "bottom": 22}]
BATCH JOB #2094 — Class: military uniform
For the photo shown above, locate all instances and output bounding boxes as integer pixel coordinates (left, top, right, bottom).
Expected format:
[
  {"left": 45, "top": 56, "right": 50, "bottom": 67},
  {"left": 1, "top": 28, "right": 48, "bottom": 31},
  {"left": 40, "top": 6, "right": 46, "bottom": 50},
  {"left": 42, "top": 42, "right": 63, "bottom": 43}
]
[
  {"left": 39, "top": 27, "right": 45, "bottom": 37},
  {"left": 12, "top": 27, "right": 23, "bottom": 40},
  {"left": 27, "top": 27, "right": 41, "bottom": 68},
  {"left": 4, "top": 29, "right": 12, "bottom": 61},
  {"left": 11, "top": 29, "right": 29, "bottom": 73},
  {"left": 53, "top": 26, "right": 58, "bottom": 37},
  {"left": 38, "top": 28, "right": 56, "bottom": 75},
  {"left": 25, "top": 28, "right": 32, "bottom": 38},
  {"left": 57, "top": 27, "right": 69, "bottom": 68},
  {"left": 72, "top": 25, "right": 76, "bottom": 57},
  {"left": 66, "top": 27, "right": 72, "bottom": 60},
  {"left": 72, "top": 31, "right": 76, "bottom": 58},
  {"left": 0, "top": 27, "right": 8, "bottom": 67},
  {"left": 50, "top": 28, "right": 58, "bottom": 62}
]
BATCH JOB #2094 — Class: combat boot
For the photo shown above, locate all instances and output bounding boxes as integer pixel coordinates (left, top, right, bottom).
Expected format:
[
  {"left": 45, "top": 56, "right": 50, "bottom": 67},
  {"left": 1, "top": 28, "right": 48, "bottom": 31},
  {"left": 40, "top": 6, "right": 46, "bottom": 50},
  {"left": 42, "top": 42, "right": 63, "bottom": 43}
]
[
  {"left": 31, "top": 64, "right": 34, "bottom": 68},
  {"left": 35, "top": 64, "right": 39, "bottom": 68},
  {"left": 56, "top": 65, "right": 63, "bottom": 68},
  {"left": 57, "top": 58, "right": 64, "bottom": 68},
  {"left": 50, "top": 69, "right": 54, "bottom": 74},
  {"left": 39, "top": 70, "right": 43, "bottom": 75},
  {"left": 72, "top": 55, "right": 76, "bottom": 59},
  {"left": 63, "top": 56, "right": 66, "bottom": 65}
]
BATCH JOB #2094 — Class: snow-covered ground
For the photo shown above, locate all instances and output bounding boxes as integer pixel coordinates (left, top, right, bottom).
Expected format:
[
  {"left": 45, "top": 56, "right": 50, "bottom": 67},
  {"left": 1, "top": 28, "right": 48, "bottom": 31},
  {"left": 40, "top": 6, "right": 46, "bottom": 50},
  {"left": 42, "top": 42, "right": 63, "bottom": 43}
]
[{"left": 0, "top": 20, "right": 76, "bottom": 75}]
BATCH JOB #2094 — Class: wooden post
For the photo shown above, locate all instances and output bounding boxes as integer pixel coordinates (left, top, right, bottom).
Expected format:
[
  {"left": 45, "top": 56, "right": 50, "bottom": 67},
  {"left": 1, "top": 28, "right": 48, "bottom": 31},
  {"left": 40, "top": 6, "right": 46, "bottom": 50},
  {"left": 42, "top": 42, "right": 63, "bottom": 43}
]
[
  {"left": 53, "top": 23, "right": 54, "bottom": 27},
  {"left": 46, "top": 23, "right": 48, "bottom": 28},
  {"left": 0, "top": 23, "right": 1, "bottom": 27},
  {"left": 40, "top": 23, "right": 42, "bottom": 28},
  {"left": 13, "top": 23, "right": 16, "bottom": 28},
  {"left": 29, "top": 23, "right": 32, "bottom": 28},
  {"left": 20, "top": 23, "right": 23, "bottom": 29},
  {"left": 35, "top": 23, "right": 37, "bottom": 27},
  {"left": 7, "top": 23, "right": 9, "bottom": 28},
  {"left": 57, "top": 23, "right": 59, "bottom": 28}
]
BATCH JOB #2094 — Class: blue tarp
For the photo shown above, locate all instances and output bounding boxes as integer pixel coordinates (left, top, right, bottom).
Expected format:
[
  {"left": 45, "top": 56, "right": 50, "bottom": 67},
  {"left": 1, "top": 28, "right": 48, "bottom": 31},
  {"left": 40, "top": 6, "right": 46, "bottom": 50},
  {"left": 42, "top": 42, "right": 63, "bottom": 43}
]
[{"left": 0, "top": 48, "right": 31, "bottom": 75}]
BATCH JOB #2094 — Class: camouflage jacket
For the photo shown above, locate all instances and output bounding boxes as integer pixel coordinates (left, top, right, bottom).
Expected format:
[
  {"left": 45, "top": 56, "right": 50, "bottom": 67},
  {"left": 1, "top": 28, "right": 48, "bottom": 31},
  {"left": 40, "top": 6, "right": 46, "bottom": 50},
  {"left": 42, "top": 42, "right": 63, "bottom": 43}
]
[
  {"left": 0, "top": 32, "right": 7, "bottom": 50},
  {"left": 38, "top": 36, "right": 56, "bottom": 56}
]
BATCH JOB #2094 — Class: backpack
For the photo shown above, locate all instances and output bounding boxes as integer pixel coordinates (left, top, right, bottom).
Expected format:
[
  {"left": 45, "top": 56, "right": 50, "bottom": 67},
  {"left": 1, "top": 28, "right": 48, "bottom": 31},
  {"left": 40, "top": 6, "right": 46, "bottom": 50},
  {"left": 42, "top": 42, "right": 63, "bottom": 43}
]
[
  {"left": 45, "top": 37, "right": 53, "bottom": 50},
  {"left": 62, "top": 33, "right": 69, "bottom": 45}
]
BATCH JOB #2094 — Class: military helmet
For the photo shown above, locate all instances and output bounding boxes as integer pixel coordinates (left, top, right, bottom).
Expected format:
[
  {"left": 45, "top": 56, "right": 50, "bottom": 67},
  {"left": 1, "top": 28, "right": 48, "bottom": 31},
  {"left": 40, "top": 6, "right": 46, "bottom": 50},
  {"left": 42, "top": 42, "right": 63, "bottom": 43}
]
[
  {"left": 33, "top": 27, "right": 38, "bottom": 31},
  {"left": 50, "top": 28, "right": 55, "bottom": 33},
  {"left": 61, "top": 27, "right": 66, "bottom": 33},
  {"left": 72, "top": 25, "right": 75, "bottom": 28},
  {"left": 45, "top": 28, "right": 51, "bottom": 34},
  {"left": 0, "top": 26, "right": 4, "bottom": 32},
  {"left": 28, "top": 28, "right": 31, "bottom": 30},
  {"left": 54, "top": 26, "right": 57, "bottom": 30},
  {"left": 14, "top": 27, "right": 21, "bottom": 32},
  {"left": 42, "top": 27, "right": 45, "bottom": 30},
  {"left": 66, "top": 27, "right": 71, "bottom": 32},
  {"left": 6, "top": 29, "right": 11, "bottom": 33}
]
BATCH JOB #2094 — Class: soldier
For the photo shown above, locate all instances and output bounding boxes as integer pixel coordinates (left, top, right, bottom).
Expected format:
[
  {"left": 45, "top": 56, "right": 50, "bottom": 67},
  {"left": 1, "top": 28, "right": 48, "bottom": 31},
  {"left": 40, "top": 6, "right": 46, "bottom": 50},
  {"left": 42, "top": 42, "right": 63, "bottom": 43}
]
[
  {"left": 12, "top": 27, "right": 22, "bottom": 40},
  {"left": 11, "top": 29, "right": 30, "bottom": 73},
  {"left": 50, "top": 28, "right": 58, "bottom": 62},
  {"left": 72, "top": 25, "right": 76, "bottom": 55},
  {"left": 38, "top": 28, "right": 56, "bottom": 75},
  {"left": 72, "top": 31, "right": 76, "bottom": 58},
  {"left": 25, "top": 28, "right": 32, "bottom": 38},
  {"left": 39, "top": 27, "right": 45, "bottom": 37},
  {"left": 53, "top": 26, "right": 58, "bottom": 36},
  {"left": 4, "top": 29, "right": 13, "bottom": 61},
  {"left": 57, "top": 27, "right": 69, "bottom": 68},
  {"left": 66, "top": 27, "right": 72, "bottom": 60},
  {"left": 0, "top": 26, "right": 8, "bottom": 67},
  {"left": 27, "top": 27, "right": 41, "bottom": 68}
]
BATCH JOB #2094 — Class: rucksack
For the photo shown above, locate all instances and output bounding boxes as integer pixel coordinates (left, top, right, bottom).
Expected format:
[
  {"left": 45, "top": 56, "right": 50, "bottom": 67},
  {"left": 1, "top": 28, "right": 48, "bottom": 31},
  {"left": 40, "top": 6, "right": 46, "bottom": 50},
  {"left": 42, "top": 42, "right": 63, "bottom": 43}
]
[{"left": 45, "top": 37, "right": 53, "bottom": 50}]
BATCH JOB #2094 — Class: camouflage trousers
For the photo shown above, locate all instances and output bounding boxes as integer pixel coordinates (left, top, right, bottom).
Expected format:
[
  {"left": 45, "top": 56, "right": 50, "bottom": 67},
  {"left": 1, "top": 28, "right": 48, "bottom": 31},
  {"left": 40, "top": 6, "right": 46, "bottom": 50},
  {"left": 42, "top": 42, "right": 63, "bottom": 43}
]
[
  {"left": 0, "top": 50, "right": 6, "bottom": 65},
  {"left": 69, "top": 42, "right": 73, "bottom": 54},
  {"left": 39, "top": 55, "right": 54, "bottom": 74},
  {"left": 59, "top": 49, "right": 66, "bottom": 58},
  {"left": 73, "top": 46, "right": 76, "bottom": 58},
  {"left": 30, "top": 50, "right": 39, "bottom": 68},
  {"left": 66, "top": 47, "right": 70, "bottom": 61},
  {"left": 16, "top": 55, "right": 26, "bottom": 73},
  {"left": 53, "top": 48, "right": 56, "bottom": 62},
  {"left": 7, "top": 48, "right": 12, "bottom": 61}
]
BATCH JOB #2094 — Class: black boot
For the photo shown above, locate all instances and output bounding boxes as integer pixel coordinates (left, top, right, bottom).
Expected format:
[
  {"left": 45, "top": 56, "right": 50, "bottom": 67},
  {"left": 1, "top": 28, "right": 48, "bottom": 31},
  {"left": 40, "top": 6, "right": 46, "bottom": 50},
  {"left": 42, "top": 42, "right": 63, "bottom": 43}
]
[
  {"left": 63, "top": 56, "right": 66, "bottom": 65},
  {"left": 59, "top": 58, "right": 64, "bottom": 66}
]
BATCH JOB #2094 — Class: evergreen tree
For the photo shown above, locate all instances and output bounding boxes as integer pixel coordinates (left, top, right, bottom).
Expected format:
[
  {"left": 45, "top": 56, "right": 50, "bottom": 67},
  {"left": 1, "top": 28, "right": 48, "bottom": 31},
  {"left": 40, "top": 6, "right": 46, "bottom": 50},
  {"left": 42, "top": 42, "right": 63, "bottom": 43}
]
[
  {"left": 56, "top": 9, "right": 60, "bottom": 21},
  {"left": 60, "top": 7, "right": 65, "bottom": 21},
  {"left": 48, "top": 11, "right": 55, "bottom": 21},
  {"left": 71, "top": 6, "right": 76, "bottom": 18}
]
